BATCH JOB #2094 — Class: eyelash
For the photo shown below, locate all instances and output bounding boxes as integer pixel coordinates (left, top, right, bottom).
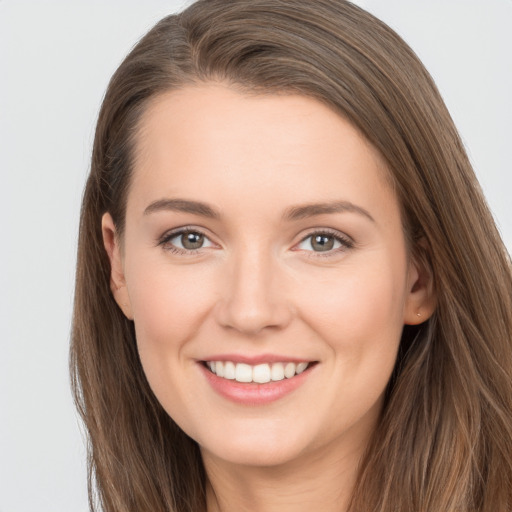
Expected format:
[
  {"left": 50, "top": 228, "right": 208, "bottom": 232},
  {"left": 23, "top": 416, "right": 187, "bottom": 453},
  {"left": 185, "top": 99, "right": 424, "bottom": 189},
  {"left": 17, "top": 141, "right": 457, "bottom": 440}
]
[
  {"left": 157, "top": 226, "right": 354, "bottom": 257},
  {"left": 157, "top": 225, "right": 214, "bottom": 256},
  {"left": 296, "top": 228, "right": 354, "bottom": 258}
]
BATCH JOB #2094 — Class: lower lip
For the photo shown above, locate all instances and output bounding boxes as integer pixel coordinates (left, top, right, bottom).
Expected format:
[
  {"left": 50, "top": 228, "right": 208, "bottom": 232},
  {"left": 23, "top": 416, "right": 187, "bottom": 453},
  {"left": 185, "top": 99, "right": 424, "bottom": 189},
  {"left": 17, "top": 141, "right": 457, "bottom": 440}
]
[{"left": 199, "top": 363, "right": 315, "bottom": 405}]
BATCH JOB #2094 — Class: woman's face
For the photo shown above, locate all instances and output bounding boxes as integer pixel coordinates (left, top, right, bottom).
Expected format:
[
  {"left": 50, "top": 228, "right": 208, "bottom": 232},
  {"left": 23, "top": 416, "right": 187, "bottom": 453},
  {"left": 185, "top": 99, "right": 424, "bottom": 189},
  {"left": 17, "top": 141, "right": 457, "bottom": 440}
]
[{"left": 103, "top": 84, "right": 430, "bottom": 468}]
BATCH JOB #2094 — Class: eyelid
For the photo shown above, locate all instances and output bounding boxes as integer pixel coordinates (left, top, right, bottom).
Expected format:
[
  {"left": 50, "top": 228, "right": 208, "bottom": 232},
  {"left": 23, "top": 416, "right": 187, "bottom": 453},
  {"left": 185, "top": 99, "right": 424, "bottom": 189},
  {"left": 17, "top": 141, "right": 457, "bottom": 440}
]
[
  {"left": 157, "top": 225, "right": 217, "bottom": 254},
  {"left": 293, "top": 228, "right": 354, "bottom": 256},
  {"left": 157, "top": 225, "right": 354, "bottom": 257}
]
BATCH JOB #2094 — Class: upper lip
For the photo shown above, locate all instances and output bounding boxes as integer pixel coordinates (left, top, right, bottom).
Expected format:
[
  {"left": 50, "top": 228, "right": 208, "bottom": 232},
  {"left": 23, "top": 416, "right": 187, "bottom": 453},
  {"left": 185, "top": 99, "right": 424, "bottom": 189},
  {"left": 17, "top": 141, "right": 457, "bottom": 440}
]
[{"left": 200, "top": 353, "right": 315, "bottom": 365}]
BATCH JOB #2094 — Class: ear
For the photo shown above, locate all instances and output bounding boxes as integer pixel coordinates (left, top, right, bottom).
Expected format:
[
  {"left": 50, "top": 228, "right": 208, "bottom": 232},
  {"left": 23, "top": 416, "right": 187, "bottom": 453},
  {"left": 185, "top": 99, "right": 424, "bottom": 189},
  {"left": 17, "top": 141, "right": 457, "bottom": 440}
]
[
  {"left": 403, "top": 239, "right": 436, "bottom": 325},
  {"left": 101, "top": 213, "right": 133, "bottom": 320}
]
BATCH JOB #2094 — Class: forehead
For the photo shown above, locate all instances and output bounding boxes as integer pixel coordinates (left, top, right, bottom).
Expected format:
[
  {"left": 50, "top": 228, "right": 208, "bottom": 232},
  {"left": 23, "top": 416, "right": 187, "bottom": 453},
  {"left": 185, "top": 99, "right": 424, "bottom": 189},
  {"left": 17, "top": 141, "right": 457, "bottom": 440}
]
[
  {"left": 135, "top": 84, "right": 385, "bottom": 163},
  {"left": 128, "top": 83, "right": 396, "bottom": 221}
]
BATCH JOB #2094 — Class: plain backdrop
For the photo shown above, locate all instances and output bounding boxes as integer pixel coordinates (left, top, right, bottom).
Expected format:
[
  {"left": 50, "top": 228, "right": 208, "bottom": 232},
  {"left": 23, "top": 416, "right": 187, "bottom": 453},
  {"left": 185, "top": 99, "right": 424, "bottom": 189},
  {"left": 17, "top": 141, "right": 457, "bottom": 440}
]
[{"left": 1, "top": 1, "right": 510, "bottom": 511}]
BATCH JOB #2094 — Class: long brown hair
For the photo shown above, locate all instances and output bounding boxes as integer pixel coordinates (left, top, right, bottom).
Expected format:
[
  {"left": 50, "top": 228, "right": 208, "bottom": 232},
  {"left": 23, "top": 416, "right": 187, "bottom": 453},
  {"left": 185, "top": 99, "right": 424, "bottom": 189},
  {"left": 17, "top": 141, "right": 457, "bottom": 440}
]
[{"left": 70, "top": 1, "right": 512, "bottom": 510}]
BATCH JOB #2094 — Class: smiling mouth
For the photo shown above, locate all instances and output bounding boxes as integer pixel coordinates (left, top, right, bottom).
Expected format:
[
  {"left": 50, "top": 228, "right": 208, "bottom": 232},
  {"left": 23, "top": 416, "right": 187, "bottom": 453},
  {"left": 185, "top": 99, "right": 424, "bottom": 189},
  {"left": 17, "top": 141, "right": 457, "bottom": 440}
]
[{"left": 203, "top": 361, "right": 316, "bottom": 384}]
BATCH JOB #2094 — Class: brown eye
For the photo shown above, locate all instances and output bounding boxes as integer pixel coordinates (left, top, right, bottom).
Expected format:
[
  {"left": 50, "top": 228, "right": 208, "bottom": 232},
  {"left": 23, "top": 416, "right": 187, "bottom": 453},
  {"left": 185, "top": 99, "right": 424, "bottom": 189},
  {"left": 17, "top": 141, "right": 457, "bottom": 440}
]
[
  {"left": 296, "top": 231, "right": 351, "bottom": 254},
  {"left": 161, "top": 229, "right": 214, "bottom": 253},
  {"left": 180, "top": 232, "right": 205, "bottom": 250},
  {"left": 311, "top": 234, "right": 335, "bottom": 252}
]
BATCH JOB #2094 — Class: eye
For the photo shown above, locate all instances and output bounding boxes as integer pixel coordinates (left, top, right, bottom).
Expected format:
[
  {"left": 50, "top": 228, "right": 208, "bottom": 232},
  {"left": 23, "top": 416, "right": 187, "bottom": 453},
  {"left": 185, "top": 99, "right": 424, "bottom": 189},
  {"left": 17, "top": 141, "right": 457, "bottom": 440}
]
[
  {"left": 159, "top": 228, "right": 215, "bottom": 253},
  {"left": 296, "top": 231, "right": 353, "bottom": 254}
]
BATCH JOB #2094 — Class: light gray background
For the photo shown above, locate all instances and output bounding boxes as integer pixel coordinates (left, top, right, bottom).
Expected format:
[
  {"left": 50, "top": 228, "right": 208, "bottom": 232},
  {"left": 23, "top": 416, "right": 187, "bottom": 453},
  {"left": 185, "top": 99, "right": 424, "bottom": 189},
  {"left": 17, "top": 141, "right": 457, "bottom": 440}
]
[{"left": 1, "top": 1, "right": 510, "bottom": 511}]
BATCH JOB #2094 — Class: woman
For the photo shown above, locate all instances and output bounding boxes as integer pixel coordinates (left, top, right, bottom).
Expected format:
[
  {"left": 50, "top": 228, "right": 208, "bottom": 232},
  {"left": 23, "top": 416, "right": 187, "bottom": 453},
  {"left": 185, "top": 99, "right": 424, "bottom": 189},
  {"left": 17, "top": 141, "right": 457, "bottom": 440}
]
[{"left": 70, "top": 1, "right": 512, "bottom": 510}]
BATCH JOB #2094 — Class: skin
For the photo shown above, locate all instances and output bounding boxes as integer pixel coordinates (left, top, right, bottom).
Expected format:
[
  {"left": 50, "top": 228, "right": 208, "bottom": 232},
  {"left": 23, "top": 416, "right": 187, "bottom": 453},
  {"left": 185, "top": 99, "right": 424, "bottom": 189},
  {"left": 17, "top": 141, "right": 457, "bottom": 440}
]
[{"left": 103, "top": 84, "right": 435, "bottom": 512}]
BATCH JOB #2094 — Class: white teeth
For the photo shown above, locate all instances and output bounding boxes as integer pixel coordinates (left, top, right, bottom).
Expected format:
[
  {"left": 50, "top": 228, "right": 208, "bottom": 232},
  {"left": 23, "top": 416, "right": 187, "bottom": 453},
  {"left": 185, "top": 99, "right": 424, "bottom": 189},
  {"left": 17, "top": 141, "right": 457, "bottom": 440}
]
[
  {"left": 271, "top": 362, "right": 285, "bottom": 381},
  {"left": 253, "top": 364, "right": 271, "bottom": 384},
  {"left": 235, "top": 363, "right": 253, "bottom": 383},
  {"left": 207, "top": 361, "right": 310, "bottom": 383},
  {"left": 224, "top": 361, "right": 236, "bottom": 380},
  {"left": 284, "top": 362, "right": 296, "bottom": 378},
  {"left": 296, "top": 362, "right": 308, "bottom": 374}
]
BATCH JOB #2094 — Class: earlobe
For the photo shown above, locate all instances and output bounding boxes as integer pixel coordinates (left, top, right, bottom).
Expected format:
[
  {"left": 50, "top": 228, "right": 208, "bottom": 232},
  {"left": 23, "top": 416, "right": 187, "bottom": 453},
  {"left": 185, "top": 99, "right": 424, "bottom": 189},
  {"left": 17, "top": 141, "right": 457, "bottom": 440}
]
[
  {"left": 101, "top": 213, "right": 134, "bottom": 320},
  {"left": 403, "top": 242, "right": 436, "bottom": 325}
]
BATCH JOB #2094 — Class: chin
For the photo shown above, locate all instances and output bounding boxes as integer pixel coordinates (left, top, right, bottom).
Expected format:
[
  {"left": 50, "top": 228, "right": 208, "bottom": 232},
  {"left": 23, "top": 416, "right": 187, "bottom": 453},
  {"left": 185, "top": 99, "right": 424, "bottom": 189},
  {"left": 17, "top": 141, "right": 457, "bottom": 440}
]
[
  {"left": 197, "top": 423, "right": 311, "bottom": 468},
  {"left": 202, "top": 442, "right": 304, "bottom": 468}
]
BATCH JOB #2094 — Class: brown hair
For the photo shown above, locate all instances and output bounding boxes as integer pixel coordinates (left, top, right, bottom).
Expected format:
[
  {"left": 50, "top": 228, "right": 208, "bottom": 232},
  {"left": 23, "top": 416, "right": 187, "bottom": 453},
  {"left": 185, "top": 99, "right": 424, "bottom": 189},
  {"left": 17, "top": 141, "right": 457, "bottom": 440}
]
[{"left": 70, "top": 1, "right": 512, "bottom": 510}]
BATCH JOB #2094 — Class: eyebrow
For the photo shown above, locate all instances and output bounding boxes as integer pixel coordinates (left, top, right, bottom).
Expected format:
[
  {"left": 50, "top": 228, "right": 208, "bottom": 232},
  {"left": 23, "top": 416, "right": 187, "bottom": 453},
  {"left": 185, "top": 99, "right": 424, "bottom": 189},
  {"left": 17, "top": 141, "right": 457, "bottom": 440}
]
[
  {"left": 143, "top": 198, "right": 220, "bottom": 218},
  {"left": 282, "top": 201, "right": 375, "bottom": 223},
  {"left": 143, "top": 198, "right": 375, "bottom": 223}
]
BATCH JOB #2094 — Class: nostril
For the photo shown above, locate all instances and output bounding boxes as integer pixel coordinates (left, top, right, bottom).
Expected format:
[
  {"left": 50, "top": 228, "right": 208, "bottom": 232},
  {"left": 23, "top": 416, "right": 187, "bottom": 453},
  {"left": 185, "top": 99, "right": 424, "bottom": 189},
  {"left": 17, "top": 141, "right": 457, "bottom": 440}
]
[{"left": 214, "top": 298, "right": 293, "bottom": 336}]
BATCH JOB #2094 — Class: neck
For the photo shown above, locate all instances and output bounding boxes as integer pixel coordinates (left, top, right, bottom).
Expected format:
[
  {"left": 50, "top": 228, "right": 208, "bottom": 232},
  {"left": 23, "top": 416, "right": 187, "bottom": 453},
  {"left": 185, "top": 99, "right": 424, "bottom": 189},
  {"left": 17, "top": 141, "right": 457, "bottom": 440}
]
[{"left": 202, "top": 431, "right": 369, "bottom": 512}]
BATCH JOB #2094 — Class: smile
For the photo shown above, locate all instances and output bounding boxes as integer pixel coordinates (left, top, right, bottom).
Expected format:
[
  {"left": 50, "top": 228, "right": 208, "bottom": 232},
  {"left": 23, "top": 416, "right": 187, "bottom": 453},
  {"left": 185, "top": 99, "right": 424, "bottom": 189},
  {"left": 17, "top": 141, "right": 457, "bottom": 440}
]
[
  {"left": 205, "top": 361, "right": 309, "bottom": 383},
  {"left": 200, "top": 356, "right": 318, "bottom": 405}
]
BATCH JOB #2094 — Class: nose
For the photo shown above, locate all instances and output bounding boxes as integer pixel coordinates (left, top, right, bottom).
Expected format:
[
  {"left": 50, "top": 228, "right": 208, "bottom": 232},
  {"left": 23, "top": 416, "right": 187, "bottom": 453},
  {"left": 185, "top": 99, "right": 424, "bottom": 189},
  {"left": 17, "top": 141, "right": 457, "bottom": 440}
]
[{"left": 214, "top": 246, "right": 293, "bottom": 336}]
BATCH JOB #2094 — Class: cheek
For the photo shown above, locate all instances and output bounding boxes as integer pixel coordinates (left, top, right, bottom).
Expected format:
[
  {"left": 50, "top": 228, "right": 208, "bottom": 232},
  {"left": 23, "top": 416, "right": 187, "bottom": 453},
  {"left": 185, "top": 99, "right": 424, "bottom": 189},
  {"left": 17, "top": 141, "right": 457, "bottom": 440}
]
[
  {"left": 124, "top": 258, "right": 217, "bottom": 398},
  {"left": 127, "top": 258, "right": 215, "bottom": 341},
  {"left": 294, "top": 259, "right": 406, "bottom": 430},
  {"left": 295, "top": 253, "right": 408, "bottom": 415},
  {"left": 299, "top": 259, "right": 407, "bottom": 345}
]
